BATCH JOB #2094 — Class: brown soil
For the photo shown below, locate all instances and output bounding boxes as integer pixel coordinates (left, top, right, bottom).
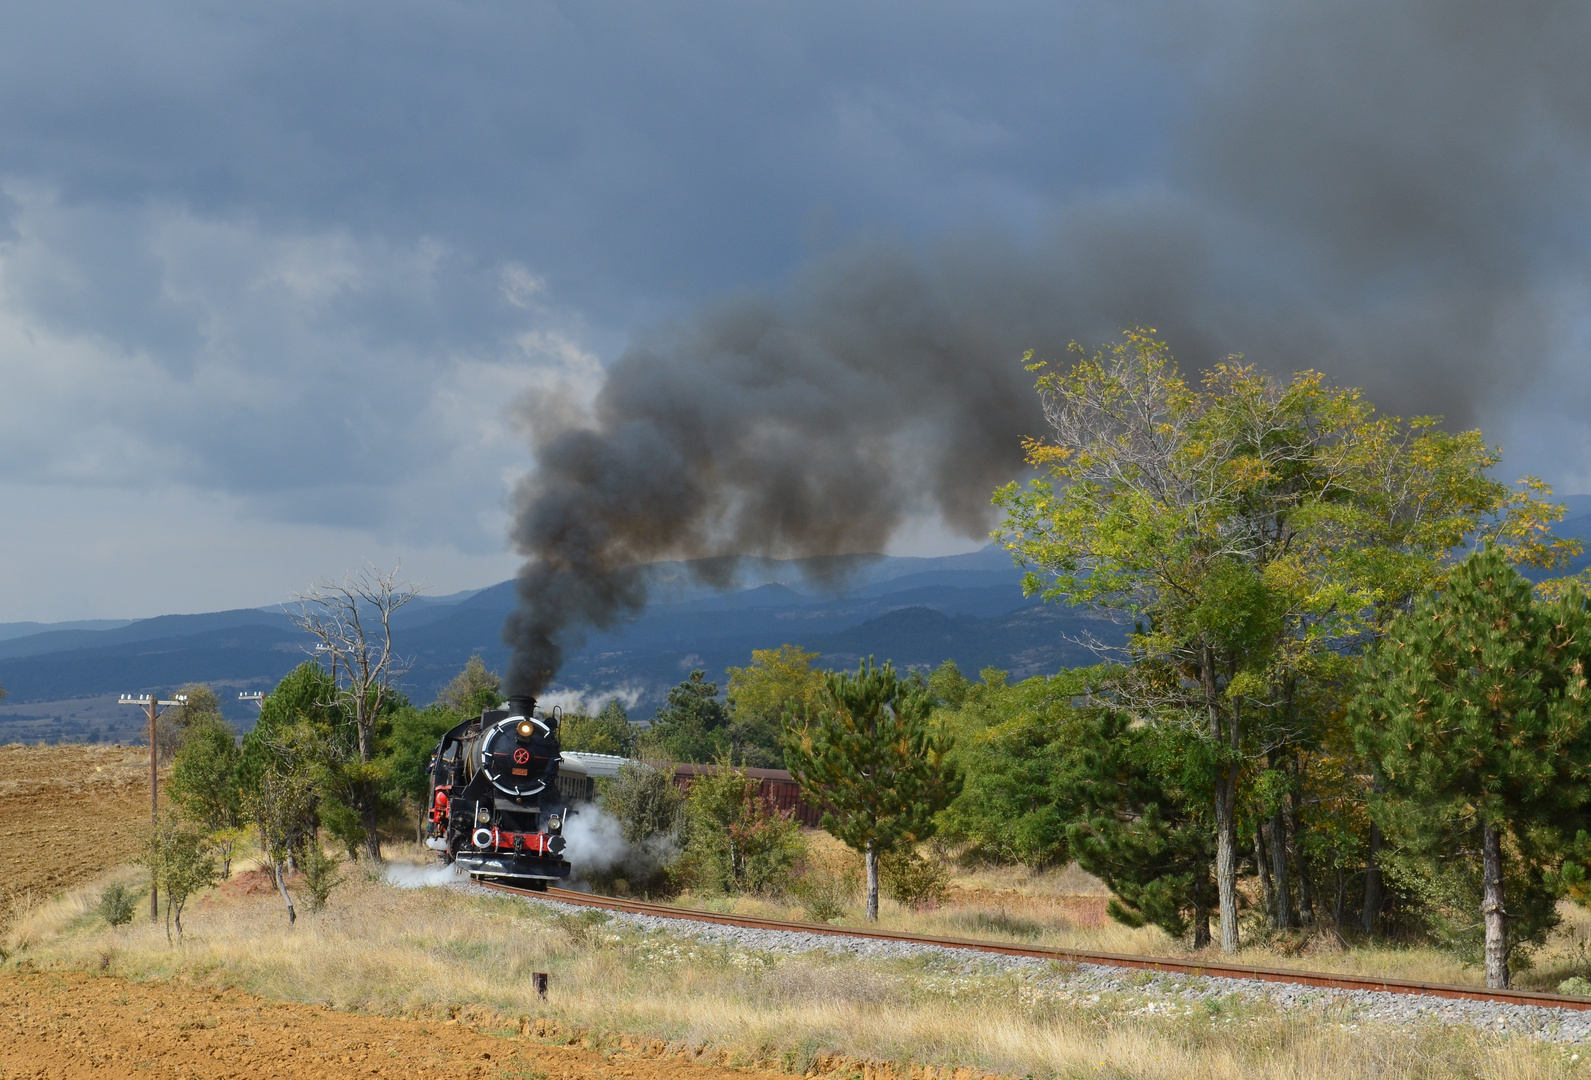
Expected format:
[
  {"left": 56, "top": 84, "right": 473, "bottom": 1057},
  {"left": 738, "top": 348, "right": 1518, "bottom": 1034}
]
[
  {"left": 0, "top": 969, "right": 814, "bottom": 1080},
  {"left": 0, "top": 744, "right": 157, "bottom": 927}
]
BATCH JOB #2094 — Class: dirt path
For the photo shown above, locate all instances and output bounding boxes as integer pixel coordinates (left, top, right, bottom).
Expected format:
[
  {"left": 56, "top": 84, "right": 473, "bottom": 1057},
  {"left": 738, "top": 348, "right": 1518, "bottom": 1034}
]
[{"left": 0, "top": 970, "right": 797, "bottom": 1080}]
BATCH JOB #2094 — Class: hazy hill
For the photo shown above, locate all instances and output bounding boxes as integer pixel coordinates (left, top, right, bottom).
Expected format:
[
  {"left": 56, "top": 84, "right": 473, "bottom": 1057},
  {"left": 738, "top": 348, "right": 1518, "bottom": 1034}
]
[
  {"left": 12, "top": 493, "right": 1591, "bottom": 747},
  {"left": 0, "top": 545, "right": 1117, "bottom": 744}
]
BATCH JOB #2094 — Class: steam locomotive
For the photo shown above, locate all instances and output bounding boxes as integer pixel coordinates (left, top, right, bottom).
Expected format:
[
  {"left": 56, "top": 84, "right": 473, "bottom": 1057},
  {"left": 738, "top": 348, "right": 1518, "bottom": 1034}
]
[{"left": 424, "top": 695, "right": 578, "bottom": 887}]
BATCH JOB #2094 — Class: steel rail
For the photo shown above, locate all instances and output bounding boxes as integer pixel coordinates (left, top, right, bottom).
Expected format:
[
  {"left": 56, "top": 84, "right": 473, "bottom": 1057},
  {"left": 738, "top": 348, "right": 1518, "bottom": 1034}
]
[{"left": 477, "top": 881, "right": 1591, "bottom": 1012}]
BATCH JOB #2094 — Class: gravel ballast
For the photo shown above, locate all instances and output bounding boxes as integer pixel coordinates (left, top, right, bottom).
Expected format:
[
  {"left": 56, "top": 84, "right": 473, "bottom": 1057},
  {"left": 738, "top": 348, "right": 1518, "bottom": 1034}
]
[{"left": 477, "top": 885, "right": 1591, "bottom": 1043}]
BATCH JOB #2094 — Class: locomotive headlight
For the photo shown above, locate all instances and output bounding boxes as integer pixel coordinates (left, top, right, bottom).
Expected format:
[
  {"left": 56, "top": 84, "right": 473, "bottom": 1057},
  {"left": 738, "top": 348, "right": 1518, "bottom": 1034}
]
[
  {"left": 517, "top": 720, "right": 534, "bottom": 738},
  {"left": 546, "top": 814, "right": 562, "bottom": 831}
]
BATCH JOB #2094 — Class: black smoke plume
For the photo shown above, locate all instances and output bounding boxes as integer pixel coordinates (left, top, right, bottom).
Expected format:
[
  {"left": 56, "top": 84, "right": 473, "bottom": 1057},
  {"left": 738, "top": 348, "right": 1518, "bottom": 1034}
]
[
  {"left": 503, "top": 242, "right": 1054, "bottom": 696},
  {"left": 505, "top": 1, "right": 1591, "bottom": 696}
]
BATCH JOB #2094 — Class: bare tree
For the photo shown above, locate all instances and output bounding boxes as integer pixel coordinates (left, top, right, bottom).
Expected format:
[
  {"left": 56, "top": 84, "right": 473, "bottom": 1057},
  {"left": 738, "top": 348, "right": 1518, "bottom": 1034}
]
[{"left": 289, "top": 564, "right": 421, "bottom": 862}]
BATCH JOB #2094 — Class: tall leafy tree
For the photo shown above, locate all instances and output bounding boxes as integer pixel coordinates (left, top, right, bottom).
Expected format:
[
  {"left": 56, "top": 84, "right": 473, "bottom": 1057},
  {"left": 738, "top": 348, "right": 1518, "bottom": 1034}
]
[
  {"left": 289, "top": 565, "right": 419, "bottom": 861},
  {"left": 434, "top": 654, "right": 502, "bottom": 716},
  {"left": 1351, "top": 547, "right": 1591, "bottom": 987},
  {"left": 166, "top": 715, "right": 243, "bottom": 878},
  {"left": 240, "top": 662, "right": 374, "bottom": 870},
  {"left": 995, "top": 328, "right": 1576, "bottom": 951},
  {"left": 783, "top": 658, "right": 962, "bottom": 920},
  {"left": 726, "top": 644, "right": 826, "bottom": 767}
]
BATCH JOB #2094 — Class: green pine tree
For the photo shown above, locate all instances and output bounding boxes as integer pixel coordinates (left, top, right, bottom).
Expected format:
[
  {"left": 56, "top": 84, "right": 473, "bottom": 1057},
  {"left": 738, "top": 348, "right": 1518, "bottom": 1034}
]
[
  {"left": 644, "top": 671, "right": 733, "bottom": 763},
  {"left": 936, "top": 667, "right": 1082, "bottom": 869},
  {"left": 1351, "top": 547, "right": 1591, "bottom": 988},
  {"left": 562, "top": 699, "right": 637, "bottom": 756},
  {"left": 1064, "top": 707, "right": 1218, "bottom": 946},
  {"left": 782, "top": 658, "right": 962, "bottom": 920}
]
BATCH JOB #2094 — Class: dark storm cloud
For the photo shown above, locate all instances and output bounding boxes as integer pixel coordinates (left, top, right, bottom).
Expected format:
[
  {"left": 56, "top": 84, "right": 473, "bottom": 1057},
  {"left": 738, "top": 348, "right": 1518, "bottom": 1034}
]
[
  {"left": 503, "top": 1, "right": 1591, "bottom": 692},
  {"left": 0, "top": 1, "right": 1148, "bottom": 553},
  {"left": 0, "top": 1, "right": 1586, "bottom": 634}
]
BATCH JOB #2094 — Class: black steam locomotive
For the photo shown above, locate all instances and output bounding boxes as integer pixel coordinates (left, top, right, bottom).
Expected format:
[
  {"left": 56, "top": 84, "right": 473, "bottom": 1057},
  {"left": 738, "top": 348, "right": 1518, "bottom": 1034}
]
[{"left": 424, "top": 695, "right": 575, "bottom": 886}]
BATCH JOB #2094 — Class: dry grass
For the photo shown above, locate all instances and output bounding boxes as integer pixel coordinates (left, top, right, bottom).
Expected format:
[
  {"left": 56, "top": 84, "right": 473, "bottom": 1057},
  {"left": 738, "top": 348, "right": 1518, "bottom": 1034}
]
[
  {"left": 670, "top": 832, "right": 1591, "bottom": 993},
  {"left": 5, "top": 847, "right": 1587, "bottom": 1080},
  {"left": 3, "top": 740, "right": 1589, "bottom": 1078}
]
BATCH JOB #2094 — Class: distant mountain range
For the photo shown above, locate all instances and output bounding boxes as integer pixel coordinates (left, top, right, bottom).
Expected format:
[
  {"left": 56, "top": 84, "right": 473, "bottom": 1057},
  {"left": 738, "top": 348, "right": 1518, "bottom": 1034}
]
[
  {"left": 0, "top": 545, "right": 1117, "bottom": 745},
  {"left": 10, "top": 497, "right": 1589, "bottom": 747}
]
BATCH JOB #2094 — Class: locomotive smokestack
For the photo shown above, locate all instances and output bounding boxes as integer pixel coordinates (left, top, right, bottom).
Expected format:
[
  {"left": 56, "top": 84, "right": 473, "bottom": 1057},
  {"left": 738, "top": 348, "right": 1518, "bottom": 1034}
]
[{"left": 508, "top": 695, "right": 536, "bottom": 720}]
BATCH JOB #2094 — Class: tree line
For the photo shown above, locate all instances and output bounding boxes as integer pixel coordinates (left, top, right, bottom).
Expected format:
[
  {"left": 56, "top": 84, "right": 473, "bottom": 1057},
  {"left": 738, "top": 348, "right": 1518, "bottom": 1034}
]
[
  {"left": 976, "top": 329, "right": 1591, "bottom": 989},
  {"left": 149, "top": 329, "right": 1591, "bottom": 989},
  {"left": 598, "top": 330, "right": 1591, "bottom": 990}
]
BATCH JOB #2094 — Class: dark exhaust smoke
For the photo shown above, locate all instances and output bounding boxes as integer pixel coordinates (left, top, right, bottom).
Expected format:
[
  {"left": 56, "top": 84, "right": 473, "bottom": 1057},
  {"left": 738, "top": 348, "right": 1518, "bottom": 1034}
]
[
  {"left": 503, "top": 1, "right": 1591, "bottom": 697},
  {"left": 502, "top": 243, "right": 1052, "bottom": 697}
]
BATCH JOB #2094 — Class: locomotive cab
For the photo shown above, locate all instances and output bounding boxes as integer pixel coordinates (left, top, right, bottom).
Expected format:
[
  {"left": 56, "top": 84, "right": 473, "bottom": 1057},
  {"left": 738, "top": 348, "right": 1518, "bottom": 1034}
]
[{"left": 425, "top": 695, "right": 576, "bottom": 887}]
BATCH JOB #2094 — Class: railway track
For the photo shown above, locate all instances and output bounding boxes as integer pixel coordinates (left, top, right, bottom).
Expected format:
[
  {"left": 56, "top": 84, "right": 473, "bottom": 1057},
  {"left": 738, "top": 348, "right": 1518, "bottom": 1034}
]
[{"left": 478, "top": 881, "right": 1591, "bottom": 1013}]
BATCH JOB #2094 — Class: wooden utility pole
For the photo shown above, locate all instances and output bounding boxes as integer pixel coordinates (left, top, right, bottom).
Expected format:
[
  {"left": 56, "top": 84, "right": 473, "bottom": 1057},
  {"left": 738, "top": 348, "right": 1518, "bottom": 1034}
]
[{"left": 119, "top": 691, "right": 186, "bottom": 921}]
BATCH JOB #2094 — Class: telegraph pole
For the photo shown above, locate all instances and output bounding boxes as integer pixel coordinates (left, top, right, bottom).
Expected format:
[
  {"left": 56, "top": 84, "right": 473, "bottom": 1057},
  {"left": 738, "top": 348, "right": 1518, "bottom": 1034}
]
[
  {"left": 315, "top": 643, "right": 339, "bottom": 687},
  {"left": 119, "top": 690, "right": 186, "bottom": 921}
]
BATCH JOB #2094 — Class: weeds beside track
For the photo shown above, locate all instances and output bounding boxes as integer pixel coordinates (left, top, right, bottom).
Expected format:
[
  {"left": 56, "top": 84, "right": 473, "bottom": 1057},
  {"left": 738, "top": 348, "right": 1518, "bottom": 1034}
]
[{"left": 479, "top": 882, "right": 1591, "bottom": 1014}]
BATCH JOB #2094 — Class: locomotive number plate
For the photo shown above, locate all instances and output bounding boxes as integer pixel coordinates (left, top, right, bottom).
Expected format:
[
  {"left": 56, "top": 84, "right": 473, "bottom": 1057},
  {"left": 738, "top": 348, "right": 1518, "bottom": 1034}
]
[{"left": 512, "top": 768, "right": 528, "bottom": 776}]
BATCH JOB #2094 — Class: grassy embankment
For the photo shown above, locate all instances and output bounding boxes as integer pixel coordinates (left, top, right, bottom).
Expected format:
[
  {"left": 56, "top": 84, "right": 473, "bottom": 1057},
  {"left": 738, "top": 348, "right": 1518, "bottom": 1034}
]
[{"left": 5, "top": 837, "right": 1589, "bottom": 1080}]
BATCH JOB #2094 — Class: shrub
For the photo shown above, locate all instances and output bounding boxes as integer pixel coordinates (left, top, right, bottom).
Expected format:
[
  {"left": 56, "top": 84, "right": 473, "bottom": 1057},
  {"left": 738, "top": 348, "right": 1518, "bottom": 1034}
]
[
  {"left": 98, "top": 883, "right": 137, "bottom": 927},
  {"left": 553, "top": 909, "right": 611, "bottom": 947},
  {"left": 140, "top": 812, "right": 219, "bottom": 941},
  {"left": 880, "top": 846, "right": 950, "bottom": 908},
  {"left": 1559, "top": 976, "right": 1591, "bottom": 998},
  {"left": 597, "top": 759, "right": 685, "bottom": 845},
  {"left": 792, "top": 872, "right": 852, "bottom": 923},
  {"left": 790, "top": 838, "right": 861, "bottom": 922},
  {"left": 677, "top": 759, "right": 805, "bottom": 895},
  {"left": 301, "top": 844, "right": 345, "bottom": 912}
]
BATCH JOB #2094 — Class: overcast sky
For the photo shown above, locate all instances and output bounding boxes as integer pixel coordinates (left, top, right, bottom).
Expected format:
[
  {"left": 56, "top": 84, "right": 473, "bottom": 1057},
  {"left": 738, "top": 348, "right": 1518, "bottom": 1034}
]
[{"left": 2, "top": 1, "right": 1589, "bottom": 621}]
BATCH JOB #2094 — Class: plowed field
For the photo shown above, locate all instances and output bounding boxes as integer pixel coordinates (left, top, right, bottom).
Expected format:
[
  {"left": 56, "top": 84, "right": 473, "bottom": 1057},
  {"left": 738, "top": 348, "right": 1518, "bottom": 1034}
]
[
  {"left": 0, "top": 744, "right": 155, "bottom": 927},
  {"left": 0, "top": 969, "right": 809, "bottom": 1080}
]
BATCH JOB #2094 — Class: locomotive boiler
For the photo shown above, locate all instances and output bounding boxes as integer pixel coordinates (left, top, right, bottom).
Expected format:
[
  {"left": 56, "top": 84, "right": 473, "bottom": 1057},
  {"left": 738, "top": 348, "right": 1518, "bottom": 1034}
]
[{"left": 424, "top": 695, "right": 576, "bottom": 886}]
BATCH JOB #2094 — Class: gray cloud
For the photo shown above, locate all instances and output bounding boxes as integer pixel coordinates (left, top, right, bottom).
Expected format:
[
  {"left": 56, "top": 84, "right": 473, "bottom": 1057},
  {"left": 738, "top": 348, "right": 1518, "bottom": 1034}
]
[
  {"left": 0, "top": 1, "right": 1588, "bottom": 625},
  {"left": 502, "top": 0, "right": 1591, "bottom": 691}
]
